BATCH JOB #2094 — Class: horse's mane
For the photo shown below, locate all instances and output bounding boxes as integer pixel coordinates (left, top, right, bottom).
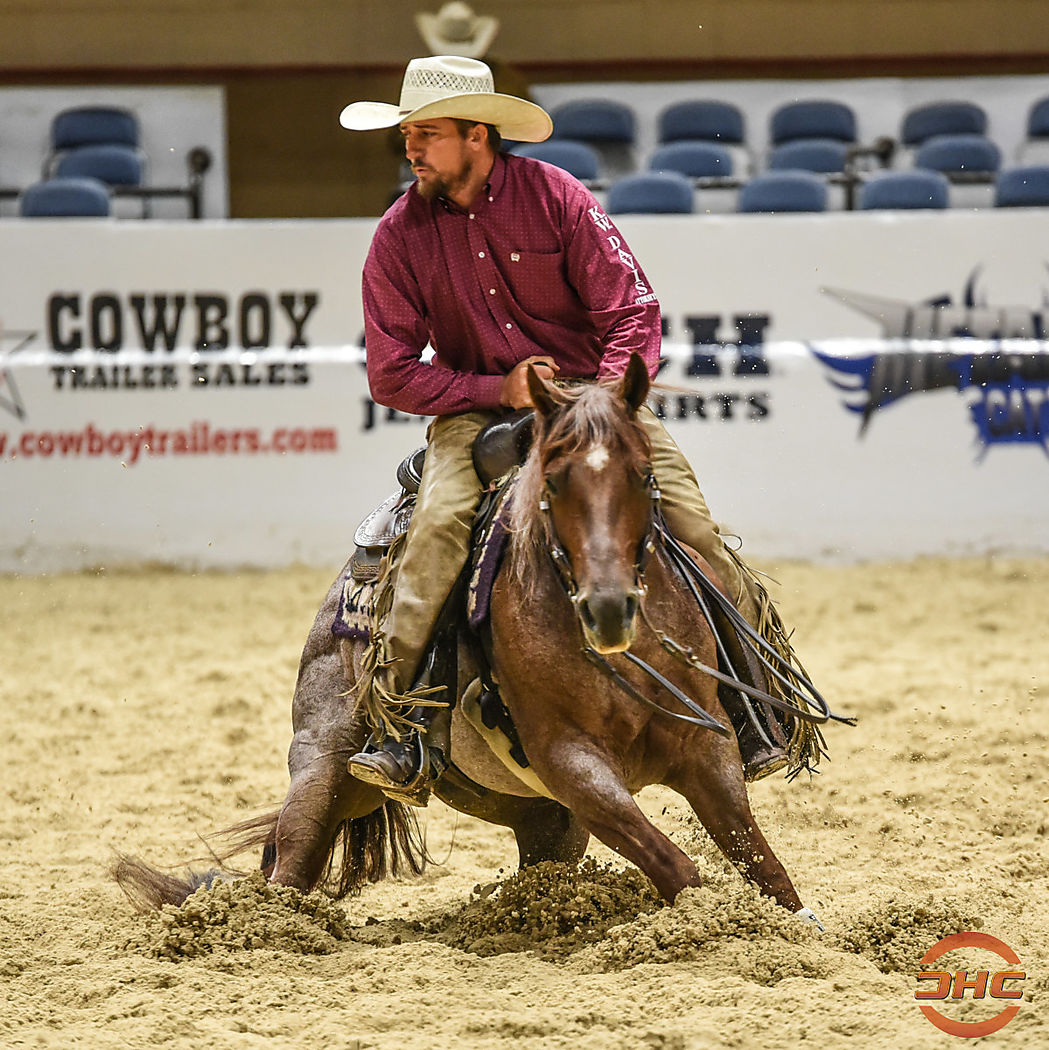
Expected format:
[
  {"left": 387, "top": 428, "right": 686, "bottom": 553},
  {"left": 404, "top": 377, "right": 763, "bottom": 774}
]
[{"left": 506, "top": 379, "right": 652, "bottom": 591}]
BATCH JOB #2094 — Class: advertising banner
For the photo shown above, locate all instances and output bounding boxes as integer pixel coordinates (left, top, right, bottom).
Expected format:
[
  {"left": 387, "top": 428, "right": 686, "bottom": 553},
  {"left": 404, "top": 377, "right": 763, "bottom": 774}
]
[
  {"left": 3, "top": 337, "right": 1046, "bottom": 571},
  {"left": 2, "top": 212, "right": 1047, "bottom": 570}
]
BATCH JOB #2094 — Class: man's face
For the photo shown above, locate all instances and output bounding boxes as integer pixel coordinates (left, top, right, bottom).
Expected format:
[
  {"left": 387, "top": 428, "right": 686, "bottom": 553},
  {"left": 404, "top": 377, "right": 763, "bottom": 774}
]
[{"left": 401, "top": 118, "right": 477, "bottom": 201}]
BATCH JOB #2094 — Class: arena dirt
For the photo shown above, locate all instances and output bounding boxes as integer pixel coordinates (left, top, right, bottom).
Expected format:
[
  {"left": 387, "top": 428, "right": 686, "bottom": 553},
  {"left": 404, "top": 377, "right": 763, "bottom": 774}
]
[{"left": 1, "top": 557, "right": 1046, "bottom": 1048}]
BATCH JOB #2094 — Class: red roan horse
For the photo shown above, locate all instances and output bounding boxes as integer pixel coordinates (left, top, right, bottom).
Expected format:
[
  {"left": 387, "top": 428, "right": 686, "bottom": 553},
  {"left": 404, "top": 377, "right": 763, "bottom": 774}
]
[{"left": 116, "top": 355, "right": 842, "bottom": 926}]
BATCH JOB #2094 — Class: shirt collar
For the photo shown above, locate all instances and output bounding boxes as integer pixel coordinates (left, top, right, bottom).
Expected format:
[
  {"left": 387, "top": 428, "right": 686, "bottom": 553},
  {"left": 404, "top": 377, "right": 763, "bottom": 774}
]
[{"left": 485, "top": 153, "right": 507, "bottom": 201}]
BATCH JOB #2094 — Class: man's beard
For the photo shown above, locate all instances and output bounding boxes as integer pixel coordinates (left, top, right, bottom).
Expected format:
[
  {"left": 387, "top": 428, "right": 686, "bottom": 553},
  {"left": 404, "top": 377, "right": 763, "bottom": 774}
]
[
  {"left": 414, "top": 175, "right": 446, "bottom": 201},
  {"left": 413, "top": 156, "right": 474, "bottom": 202}
]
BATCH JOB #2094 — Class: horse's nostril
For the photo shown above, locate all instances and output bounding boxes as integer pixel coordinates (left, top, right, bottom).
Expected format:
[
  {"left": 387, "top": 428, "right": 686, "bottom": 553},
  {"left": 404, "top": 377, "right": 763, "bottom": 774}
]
[
  {"left": 578, "top": 598, "right": 599, "bottom": 633},
  {"left": 577, "top": 590, "right": 639, "bottom": 648}
]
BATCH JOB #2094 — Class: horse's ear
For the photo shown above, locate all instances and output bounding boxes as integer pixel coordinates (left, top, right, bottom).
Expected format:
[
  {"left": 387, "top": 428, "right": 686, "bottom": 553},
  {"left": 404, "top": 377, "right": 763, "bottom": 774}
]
[
  {"left": 621, "top": 353, "right": 651, "bottom": 416},
  {"left": 527, "top": 364, "right": 560, "bottom": 418}
]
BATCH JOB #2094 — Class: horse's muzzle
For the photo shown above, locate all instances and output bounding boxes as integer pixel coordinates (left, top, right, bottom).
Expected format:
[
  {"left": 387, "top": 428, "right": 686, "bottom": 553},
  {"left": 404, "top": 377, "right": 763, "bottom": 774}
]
[{"left": 576, "top": 587, "right": 641, "bottom": 654}]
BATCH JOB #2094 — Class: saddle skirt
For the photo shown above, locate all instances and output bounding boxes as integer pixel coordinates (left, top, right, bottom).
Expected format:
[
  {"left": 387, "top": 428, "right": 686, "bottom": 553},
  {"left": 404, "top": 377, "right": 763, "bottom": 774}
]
[{"left": 331, "top": 471, "right": 513, "bottom": 642}]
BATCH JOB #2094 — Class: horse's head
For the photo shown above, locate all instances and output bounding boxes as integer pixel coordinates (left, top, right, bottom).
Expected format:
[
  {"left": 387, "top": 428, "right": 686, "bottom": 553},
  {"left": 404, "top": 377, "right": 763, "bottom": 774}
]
[{"left": 520, "top": 354, "right": 655, "bottom": 654}]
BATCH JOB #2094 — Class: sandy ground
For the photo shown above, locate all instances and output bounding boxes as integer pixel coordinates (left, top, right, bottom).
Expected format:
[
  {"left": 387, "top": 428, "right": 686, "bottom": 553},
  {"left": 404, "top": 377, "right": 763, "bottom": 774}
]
[{"left": 1, "top": 556, "right": 1046, "bottom": 1049}]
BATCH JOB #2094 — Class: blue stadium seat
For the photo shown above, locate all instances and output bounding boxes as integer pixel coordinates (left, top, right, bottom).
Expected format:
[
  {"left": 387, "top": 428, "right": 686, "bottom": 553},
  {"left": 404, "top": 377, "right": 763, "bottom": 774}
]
[
  {"left": 1018, "top": 96, "right": 1049, "bottom": 165},
  {"left": 859, "top": 170, "right": 950, "bottom": 210},
  {"left": 550, "top": 99, "right": 637, "bottom": 177},
  {"left": 54, "top": 143, "right": 144, "bottom": 187},
  {"left": 658, "top": 100, "right": 745, "bottom": 145},
  {"left": 737, "top": 171, "right": 828, "bottom": 213},
  {"left": 551, "top": 99, "right": 635, "bottom": 143},
  {"left": 50, "top": 105, "right": 139, "bottom": 150},
  {"left": 914, "top": 134, "right": 1001, "bottom": 175},
  {"left": 769, "top": 100, "right": 856, "bottom": 145},
  {"left": 901, "top": 101, "right": 987, "bottom": 147},
  {"left": 606, "top": 172, "right": 693, "bottom": 215},
  {"left": 995, "top": 165, "right": 1049, "bottom": 207},
  {"left": 19, "top": 176, "right": 112, "bottom": 217},
  {"left": 512, "top": 140, "right": 601, "bottom": 182},
  {"left": 648, "top": 141, "right": 734, "bottom": 179},
  {"left": 767, "top": 138, "right": 849, "bottom": 174},
  {"left": 1027, "top": 96, "right": 1049, "bottom": 139}
]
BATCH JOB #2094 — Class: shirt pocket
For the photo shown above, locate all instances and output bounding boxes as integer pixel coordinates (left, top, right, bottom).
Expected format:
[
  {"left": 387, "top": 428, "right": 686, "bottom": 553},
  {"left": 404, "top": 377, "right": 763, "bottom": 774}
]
[{"left": 499, "top": 247, "right": 575, "bottom": 320}]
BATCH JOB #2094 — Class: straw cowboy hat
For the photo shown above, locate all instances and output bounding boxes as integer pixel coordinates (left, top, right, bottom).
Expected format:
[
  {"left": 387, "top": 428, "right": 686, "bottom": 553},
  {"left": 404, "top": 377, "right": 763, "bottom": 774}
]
[
  {"left": 416, "top": 2, "right": 499, "bottom": 60},
  {"left": 339, "top": 55, "right": 552, "bottom": 142}
]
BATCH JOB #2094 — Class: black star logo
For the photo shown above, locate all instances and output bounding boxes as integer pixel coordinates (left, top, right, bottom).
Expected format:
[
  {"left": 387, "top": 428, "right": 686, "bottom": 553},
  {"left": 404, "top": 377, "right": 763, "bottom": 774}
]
[{"left": 0, "top": 322, "right": 38, "bottom": 421}]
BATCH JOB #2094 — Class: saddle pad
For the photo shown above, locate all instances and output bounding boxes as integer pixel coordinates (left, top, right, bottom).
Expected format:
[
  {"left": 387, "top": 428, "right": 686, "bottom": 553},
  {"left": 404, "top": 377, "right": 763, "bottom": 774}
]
[
  {"left": 332, "top": 573, "right": 375, "bottom": 643},
  {"left": 459, "top": 678, "right": 554, "bottom": 800}
]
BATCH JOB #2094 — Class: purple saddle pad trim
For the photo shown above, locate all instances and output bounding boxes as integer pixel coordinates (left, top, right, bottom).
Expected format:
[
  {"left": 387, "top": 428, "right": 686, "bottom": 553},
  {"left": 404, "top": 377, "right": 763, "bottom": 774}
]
[
  {"left": 468, "top": 503, "right": 511, "bottom": 630},
  {"left": 332, "top": 572, "right": 373, "bottom": 642}
]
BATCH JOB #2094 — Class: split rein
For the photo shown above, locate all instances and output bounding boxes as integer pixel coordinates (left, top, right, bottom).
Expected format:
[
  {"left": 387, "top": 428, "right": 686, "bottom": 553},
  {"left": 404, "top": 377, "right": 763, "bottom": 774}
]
[{"left": 537, "top": 470, "right": 853, "bottom": 736}]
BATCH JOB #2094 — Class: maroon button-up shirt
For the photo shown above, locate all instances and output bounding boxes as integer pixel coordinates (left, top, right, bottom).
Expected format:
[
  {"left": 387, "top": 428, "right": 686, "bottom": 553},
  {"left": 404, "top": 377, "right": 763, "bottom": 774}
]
[{"left": 362, "top": 152, "right": 662, "bottom": 417}]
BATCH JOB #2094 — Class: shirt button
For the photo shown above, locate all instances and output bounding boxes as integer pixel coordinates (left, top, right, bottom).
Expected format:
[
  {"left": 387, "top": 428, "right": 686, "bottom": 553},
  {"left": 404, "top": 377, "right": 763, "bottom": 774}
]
[
  {"left": 488, "top": 196, "right": 494, "bottom": 202},
  {"left": 469, "top": 213, "right": 475, "bottom": 219},
  {"left": 489, "top": 288, "right": 496, "bottom": 295},
  {"left": 478, "top": 251, "right": 485, "bottom": 258},
  {"left": 505, "top": 323, "right": 513, "bottom": 329}
]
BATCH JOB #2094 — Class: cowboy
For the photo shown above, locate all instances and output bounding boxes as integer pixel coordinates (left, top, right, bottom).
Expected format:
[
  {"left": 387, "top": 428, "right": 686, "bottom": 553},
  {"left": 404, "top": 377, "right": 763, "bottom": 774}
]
[{"left": 340, "top": 55, "right": 787, "bottom": 803}]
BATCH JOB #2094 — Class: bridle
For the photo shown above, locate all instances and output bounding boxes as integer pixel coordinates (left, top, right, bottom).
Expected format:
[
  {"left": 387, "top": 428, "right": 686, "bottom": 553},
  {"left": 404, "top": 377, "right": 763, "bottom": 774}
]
[
  {"left": 535, "top": 458, "right": 852, "bottom": 739},
  {"left": 537, "top": 467, "right": 660, "bottom": 606},
  {"left": 537, "top": 464, "right": 732, "bottom": 734}
]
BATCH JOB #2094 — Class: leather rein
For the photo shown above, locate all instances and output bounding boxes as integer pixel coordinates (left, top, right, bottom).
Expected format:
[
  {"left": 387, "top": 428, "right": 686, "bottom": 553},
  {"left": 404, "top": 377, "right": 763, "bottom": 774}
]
[{"left": 538, "top": 469, "right": 852, "bottom": 736}]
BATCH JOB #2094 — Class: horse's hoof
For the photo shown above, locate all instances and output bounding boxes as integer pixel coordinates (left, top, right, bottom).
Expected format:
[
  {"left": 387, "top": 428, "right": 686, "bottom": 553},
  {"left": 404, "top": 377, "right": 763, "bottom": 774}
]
[
  {"left": 795, "top": 906, "right": 825, "bottom": 932},
  {"left": 743, "top": 746, "right": 789, "bottom": 782}
]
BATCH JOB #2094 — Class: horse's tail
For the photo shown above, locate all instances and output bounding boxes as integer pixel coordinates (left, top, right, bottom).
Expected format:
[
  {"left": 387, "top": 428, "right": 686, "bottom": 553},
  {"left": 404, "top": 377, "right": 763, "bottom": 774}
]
[
  {"left": 110, "top": 800, "right": 426, "bottom": 910},
  {"left": 110, "top": 852, "right": 242, "bottom": 911},
  {"left": 109, "top": 808, "right": 281, "bottom": 911},
  {"left": 324, "top": 799, "right": 428, "bottom": 899}
]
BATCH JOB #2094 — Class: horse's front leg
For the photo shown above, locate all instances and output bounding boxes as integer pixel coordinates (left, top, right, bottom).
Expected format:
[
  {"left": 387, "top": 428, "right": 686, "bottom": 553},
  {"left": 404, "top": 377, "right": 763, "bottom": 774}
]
[
  {"left": 671, "top": 743, "right": 804, "bottom": 913},
  {"left": 528, "top": 734, "right": 701, "bottom": 903}
]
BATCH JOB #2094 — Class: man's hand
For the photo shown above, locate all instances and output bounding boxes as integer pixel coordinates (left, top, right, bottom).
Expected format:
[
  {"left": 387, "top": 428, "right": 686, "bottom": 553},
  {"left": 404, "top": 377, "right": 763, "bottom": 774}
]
[{"left": 500, "top": 355, "right": 560, "bottom": 409}]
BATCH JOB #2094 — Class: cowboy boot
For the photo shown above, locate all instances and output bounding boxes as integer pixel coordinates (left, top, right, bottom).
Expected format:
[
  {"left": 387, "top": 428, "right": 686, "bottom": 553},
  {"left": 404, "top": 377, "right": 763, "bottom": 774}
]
[
  {"left": 699, "top": 587, "right": 789, "bottom": 782},
  {"left": 738, "top": 708, "right": 789, "bottom": 782},
  {"left": 719, "top": 682, "right": 789, "bottom": 782},
  {"left": 712, "top": 613, "right": 789, "bottom": 781},
  {"left": 348, "top": 641, "right": 453, "bottom": 806},
  {"left": 348, "top": 700, "right": 450, "bottom": 807}
]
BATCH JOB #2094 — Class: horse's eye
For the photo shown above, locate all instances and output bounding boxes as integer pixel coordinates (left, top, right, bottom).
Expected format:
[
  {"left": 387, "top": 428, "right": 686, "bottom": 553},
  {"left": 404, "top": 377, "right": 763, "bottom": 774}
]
[{"left": 545, "top": 476, "right": 558, "bottom": 495}]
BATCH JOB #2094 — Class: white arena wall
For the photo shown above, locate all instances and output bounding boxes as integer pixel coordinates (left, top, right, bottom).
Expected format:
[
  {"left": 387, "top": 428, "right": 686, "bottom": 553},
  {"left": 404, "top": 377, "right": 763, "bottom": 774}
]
[{"left": 1, "top": 210, "right": 1047, "bottom": 572}]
